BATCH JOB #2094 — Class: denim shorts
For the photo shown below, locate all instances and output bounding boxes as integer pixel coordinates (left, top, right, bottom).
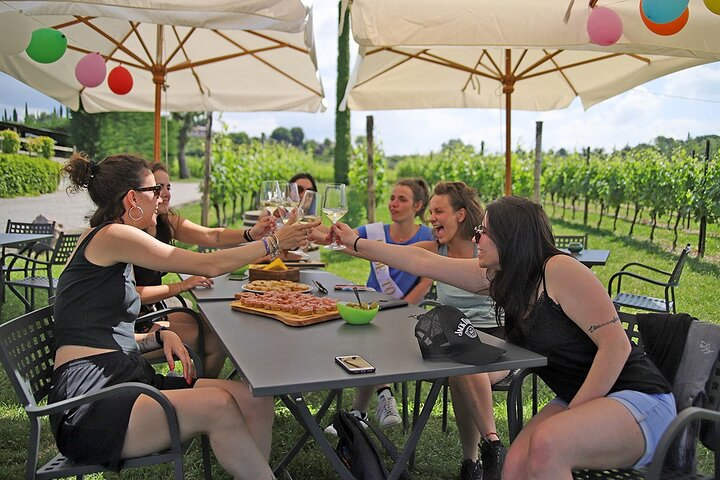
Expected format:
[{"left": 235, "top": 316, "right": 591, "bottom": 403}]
[{"left": 549, "top": 390, "right": 676, "bottom": 468}]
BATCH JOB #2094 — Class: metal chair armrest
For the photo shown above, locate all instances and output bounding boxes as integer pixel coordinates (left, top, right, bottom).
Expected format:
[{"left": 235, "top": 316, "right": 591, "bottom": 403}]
[
  {"left": 619, "top": 262, "right": 672, "bottom": 277},
  {"left": 28, "top": 381, "right": 184, "bottom": 455},
  {"left": 608, "top": 270, "right": 672, "bottom": 295},
  {"left": 4, "top": 252, "right": 52, "bottom": 272},
  {"left": 644, "top": 407, "right": 720, "bottom": 480}
]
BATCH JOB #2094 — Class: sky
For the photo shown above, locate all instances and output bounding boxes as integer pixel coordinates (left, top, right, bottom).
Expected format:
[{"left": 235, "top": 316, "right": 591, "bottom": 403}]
[{"left": 1, "top": 3, "right": 719, "bottom": 157}]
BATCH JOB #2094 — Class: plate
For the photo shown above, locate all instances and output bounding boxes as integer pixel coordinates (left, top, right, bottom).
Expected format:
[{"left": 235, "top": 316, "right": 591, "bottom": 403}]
[{"left": 242, "top": 282, "right": 312, "bottom": 294}]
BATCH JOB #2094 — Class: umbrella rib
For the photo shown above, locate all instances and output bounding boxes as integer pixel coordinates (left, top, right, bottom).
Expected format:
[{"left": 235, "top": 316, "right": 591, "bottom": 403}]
[
  {"left": 462, "top": 51, "right": 489, "bottom": 91},
  {"left": 381, "top": 47, "right": 500, "bottom": 82},
  {"left": 520, "top": 52, "right": 627, "bottom": 80},
  {"left": 168, "top": 26, "right": 206, "bottom": 96},
  {"left": 355, "top": 48, "right": 429, "bottom": 88},
  {"left": 246, "top": 30, "right": 310, "bottom": 55},
  {"left": 515, "top": 50, "right": 564, "bottom": 79},
  {"left": 66, "top": 45, "right": 146, "bottom": 71},
  {"left": 543, "top": 48, "right": 579, "bottom": 96},
  {"left": 163, "top": 26, "right": 196, "bottom": 67},
  {"left": 71, "top": 16, "right": 152, "bottom": 70},
  {"left": 209, "top": 30, "right": 321, "bottom": 96},
  {"left": 511, "top": 50, "right": 529, "bottom": 77}
]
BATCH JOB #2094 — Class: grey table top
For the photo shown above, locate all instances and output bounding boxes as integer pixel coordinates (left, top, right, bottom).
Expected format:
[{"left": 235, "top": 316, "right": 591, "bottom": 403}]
[
  {"left": 0, "top": 232, "right": 53, "bottom": 247},
  {"left": 186, "top": 269, "right": 392, "bottom": 304},
  {"left": 561, "top": 249, "right": 611, "bottom": 267},
  {"left": 197, "top": 287, "right": 547, "bottom": 397}
]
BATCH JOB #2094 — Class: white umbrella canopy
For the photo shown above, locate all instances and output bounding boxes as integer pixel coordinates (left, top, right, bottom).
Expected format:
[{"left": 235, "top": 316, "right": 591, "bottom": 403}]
[
  {"left": 0, "top": 0, "right": 325, "bottom": 160},
  {"left": 343, "top": 0, "right": 720, "bottom": 194}
]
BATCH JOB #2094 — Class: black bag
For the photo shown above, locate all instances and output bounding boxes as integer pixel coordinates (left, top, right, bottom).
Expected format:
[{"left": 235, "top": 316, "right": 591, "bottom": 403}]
[
  {"left": 334, "top": 411, "right": 388, "bottom": 480},
  {"left": 333, "top": 411, "right": 412, "bottom": 480}
]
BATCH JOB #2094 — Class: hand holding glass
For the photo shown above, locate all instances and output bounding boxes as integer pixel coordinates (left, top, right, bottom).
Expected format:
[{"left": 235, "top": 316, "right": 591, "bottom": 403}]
[
  {"left": 323, "top": 183, "right": 348, "bottom": 250},
  {"left": 260, "top": 180, "right": 282, "bottom": 216}
]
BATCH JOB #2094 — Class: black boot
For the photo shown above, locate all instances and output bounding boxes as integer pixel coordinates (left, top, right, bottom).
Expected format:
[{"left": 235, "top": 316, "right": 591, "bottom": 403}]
[
  {"left": 480, "top": 439, "right": 506, "bottom": 480},
  {"left": 459, "top": 458, "right": 482, "bottom": 480}
]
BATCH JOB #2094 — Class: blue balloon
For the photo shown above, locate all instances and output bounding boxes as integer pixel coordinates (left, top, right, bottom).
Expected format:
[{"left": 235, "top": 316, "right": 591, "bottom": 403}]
[{"left": 641, "top": 0, "right": 690, "bottom": 24}]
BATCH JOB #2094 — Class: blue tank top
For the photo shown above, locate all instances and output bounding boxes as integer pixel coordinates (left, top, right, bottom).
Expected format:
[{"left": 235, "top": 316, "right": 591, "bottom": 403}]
[
  {"left": 357, "top": 223, "right": 434, "bottom": 296},
  {"left": 436, "top": 243, "right": 498, "bottom": 329},
  {"left": 54, "top": 222, "right": 140, "bottom": 354}
]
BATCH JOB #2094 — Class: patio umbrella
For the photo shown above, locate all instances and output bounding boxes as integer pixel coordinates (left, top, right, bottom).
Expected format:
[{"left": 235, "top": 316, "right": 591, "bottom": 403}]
[
  {"left": 342, "top": 0, "right": 720, "bottom": 195},
  {"left": 0, "top": 0, "right": 325, "bottom": 161}
]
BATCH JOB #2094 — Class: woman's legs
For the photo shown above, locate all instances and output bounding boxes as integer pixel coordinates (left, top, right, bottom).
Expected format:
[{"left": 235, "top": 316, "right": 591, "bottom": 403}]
[
  {"left": 503, "top": 398, "right": 645, "bottom": 480},
  {"left": 161, "top": 311, "right": 227, "bottom": 378},
  {"left": 121, "top": 379, "right": 274, "bottom": 479}
]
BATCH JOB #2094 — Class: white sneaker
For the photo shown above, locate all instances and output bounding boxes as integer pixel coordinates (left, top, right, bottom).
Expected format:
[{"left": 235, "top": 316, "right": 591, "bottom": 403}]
[
  {"left": 324, "top": 409, "right": 368, "bottom": 436},
  {"left": 375, "top": 392, "right": 402, "bottom": 428}
]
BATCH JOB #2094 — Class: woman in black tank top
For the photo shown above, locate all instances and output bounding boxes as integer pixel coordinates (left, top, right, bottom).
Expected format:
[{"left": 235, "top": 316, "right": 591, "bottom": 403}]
[
  {"left": 330, "top": 196, "right": 676, "bottom": 478},
  {"left": 54, "top": 152, "right": 319, "bottom": 478}
]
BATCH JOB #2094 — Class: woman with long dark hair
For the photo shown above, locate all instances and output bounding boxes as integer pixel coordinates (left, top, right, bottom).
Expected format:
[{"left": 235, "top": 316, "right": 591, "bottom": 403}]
[
  {"left": 50, "top": 153, "right": 318, "bottom": 478},
  {"left": 331, "top": 196, "right": 675, "bottom": 479}
]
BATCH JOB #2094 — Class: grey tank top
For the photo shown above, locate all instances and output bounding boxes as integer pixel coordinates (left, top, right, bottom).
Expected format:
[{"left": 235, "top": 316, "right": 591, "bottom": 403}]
[
  {"left": 436, "top": 243, "right": 498, "bottom": 329},
  {"left": 54, "top": 222, "right": 140, "bottom": 354}
]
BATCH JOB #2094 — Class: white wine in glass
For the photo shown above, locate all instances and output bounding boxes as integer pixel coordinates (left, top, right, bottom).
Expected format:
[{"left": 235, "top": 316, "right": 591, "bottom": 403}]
[
  {"left": 279, "top": 182, "right": 300, "bottom": 225},
  {"left": 297, "top": 190, "right": 321, "bottom": 225},
  {"left": 323, "top": 183, "right": 347, "bottom": 250},
  {"left": 260, "top": 180, "right": 282, "bottom": 215}
]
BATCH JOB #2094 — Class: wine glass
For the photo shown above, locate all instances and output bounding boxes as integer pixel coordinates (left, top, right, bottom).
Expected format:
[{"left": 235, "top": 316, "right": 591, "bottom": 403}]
[
  {"left": 297, "top": 190, "right": 321, "bottom": 225},
  {"left": 260, "top": 180, "right": 282, "bottom": 216},
  {"left": 278, "top": 182, "right": 300, "bottom": 225},
  {"left": 323, "top": 183, "right": 348, "bottom": 250}
]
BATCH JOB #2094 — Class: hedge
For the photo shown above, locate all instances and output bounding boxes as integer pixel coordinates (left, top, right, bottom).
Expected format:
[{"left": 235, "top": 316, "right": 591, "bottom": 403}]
[{"left": 0, "top": 154, "right": 62, "bottom": 198}]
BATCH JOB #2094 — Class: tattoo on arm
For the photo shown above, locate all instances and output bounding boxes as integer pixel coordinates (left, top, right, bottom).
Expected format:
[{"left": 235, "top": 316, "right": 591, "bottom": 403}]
[
  {"left": 587, "top": 316, "right": 620, "bottom": 333},
  {"left": 214, "top": 231, "right": 221, "bottom": 244}
]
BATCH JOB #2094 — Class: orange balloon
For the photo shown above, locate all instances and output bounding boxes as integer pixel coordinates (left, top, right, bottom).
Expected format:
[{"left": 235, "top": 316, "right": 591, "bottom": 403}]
[{"left": 640, "top": 0, "right": 690, "bottom": 36}]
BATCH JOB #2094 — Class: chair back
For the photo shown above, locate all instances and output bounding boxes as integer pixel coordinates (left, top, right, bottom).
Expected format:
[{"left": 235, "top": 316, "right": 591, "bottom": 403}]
[
  {"left": 3, "top": 220, "right": 57, "bottom": 255},
  {"left": 0, "top": 304, "right": 56, "bottom": 408},
  {"left": 49, "top": 233, "right": 81, "bottom": 265},
  {"left": 668, "top": 244, "right": 691, "bottom": 287},
  {"left": 554, "top": 234, "right": 588, "bottom": 249},
  {"left": 700, "top": 354, "right": 720, "bottom": 451}
]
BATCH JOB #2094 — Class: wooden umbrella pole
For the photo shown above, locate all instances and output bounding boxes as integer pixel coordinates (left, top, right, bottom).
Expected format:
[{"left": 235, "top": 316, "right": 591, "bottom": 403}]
[
  {"left": 503, "top": 49, "right": 514, "bottom": 196},
  {"left": 153, "top": 25, "right": 165, "bottom": 163}
]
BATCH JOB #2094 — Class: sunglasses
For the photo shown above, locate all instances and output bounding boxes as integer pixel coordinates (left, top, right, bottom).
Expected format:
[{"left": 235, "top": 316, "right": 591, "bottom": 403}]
[
  {"left": 136, "top": 184, "right": 162, "bottom": 198},
  {"left": 297, "top": 185, "right": 307, "bottom": 194},
  {"left": 472, "top": 224, "right": 488, "bottom": 243}
]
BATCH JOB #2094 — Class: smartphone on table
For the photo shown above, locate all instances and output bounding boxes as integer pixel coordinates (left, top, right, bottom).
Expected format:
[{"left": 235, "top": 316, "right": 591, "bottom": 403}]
[{"left": 335, "top": 355, "right": 376, "bottom": 374}]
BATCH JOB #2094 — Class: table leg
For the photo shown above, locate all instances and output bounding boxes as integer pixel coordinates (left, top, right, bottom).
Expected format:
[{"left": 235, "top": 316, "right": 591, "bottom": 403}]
[{"left": 274, "top": 390, "right": 355, "bottom": 479}]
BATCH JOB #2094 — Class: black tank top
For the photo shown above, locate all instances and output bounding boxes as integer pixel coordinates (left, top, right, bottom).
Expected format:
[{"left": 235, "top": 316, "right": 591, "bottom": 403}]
[
  {"left": 507, "top": 258, "right": 670, "bottom": 402},
  {"left": 54, "top": 222, "right": 140, "bottom": 354}
]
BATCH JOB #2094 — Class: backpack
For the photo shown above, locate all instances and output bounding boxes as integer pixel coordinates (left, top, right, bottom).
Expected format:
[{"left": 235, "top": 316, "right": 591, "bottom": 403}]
[{"left": 333, "top": 411, "right": 412, "bottom": 480}]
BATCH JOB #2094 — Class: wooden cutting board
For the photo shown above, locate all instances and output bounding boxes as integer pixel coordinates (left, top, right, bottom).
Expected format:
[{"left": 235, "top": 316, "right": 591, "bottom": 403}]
[
  {"left": 230, "top": 300, "right": 341, "bottom": 327},
  {"left": 249, "top": 261, "right": 326, "bottom": 269}
]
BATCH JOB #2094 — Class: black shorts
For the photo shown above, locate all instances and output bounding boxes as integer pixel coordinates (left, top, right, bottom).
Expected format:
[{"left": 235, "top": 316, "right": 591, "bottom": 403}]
[{"left": 49, "top": 351, "right": 193, "bottom": 470}]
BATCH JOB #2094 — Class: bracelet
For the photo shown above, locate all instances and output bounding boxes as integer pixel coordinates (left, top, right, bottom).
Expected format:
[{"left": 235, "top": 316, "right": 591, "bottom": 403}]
[
  {"left": 155, "top": 326, "right": 169, "bottom": 346},
  {"left": 243, "top": 228, "right": 253, "bottom": 242},
  {"left": 353, "top": 237, "right": 361, "bottom": 252},
  {"left": 261, "top": 237, "right": 271, "bottom": 256}
]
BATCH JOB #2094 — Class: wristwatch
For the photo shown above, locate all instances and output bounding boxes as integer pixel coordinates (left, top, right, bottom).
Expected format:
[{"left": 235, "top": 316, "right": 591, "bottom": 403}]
[{"left": 155, "top": 326, "right": 169, "bottom": 346}]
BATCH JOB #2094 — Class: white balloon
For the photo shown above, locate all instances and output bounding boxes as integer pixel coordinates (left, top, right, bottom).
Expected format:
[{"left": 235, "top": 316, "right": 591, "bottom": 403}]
[{"left": 0, "top": 11, "right": 34, "bottom": 55}]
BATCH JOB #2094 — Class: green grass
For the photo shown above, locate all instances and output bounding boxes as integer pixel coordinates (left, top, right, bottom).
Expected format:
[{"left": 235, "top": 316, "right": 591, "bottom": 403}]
[{"left": 0, "top": 200, "right": 717, "bottom": 478}]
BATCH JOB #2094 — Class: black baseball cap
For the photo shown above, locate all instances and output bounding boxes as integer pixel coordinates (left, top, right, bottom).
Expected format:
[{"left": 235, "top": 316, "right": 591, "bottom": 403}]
[{"left": 414, "top": 305, "right": 505, "bottom": 365}]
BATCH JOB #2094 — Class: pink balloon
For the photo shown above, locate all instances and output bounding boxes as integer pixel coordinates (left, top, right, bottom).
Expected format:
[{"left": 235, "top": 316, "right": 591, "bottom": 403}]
[
  {"left": 587, "top": 6, "right": 623, "bottom": 46},
  {"left": 75, "top": 52, "right": 106, "bottom": 88}
]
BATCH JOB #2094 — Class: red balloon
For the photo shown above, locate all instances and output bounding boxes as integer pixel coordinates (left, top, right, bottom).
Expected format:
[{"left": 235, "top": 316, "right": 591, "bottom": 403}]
[
  {"left": 640, "top": 0, "right": 689, "bottom": 36},
  {"left": 108, "top": 65, "right": 133, "bottom": 95}
]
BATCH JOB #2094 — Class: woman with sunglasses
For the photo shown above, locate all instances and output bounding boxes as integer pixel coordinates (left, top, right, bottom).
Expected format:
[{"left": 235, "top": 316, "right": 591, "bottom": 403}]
[
  {"left": 331, "top": 196, "right": 675, "bottom": 479},
  {"left": 412, "top": 182, "right": 506, "bottom": 480},
  {"left": 134, "top": 163, "right": 276, "bottom": 378},
  {"left": 289, "top": 172, "right": 317, "bottom": 214},
  {"left": 51, "top": 153, "right": 318, "bottom": 478}
]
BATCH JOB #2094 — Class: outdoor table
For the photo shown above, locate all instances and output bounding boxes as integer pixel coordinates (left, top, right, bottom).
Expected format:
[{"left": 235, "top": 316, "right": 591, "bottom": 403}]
[
  {"left": 0, "top": 232, "right": 53, "bottom": 248},
  {"left": 561, "top": 249, "right": 611, "bottom": 268},
  {"left": 194, "top": 269, "right": 547, "bottom": 479}
]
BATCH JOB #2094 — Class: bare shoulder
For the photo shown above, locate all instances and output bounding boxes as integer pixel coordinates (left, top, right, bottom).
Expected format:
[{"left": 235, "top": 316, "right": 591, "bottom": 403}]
[{"left": 544, "top": 254, "right": 607, "bottom": 303}]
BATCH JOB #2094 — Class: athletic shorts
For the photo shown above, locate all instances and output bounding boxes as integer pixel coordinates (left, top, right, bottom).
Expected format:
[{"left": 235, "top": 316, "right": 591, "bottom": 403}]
[
  {"left": 49, "top": 351, "right": 194, "bottom": 470},
  {"left": 550, "top": 390, "right": 676, "bottom": 468}
]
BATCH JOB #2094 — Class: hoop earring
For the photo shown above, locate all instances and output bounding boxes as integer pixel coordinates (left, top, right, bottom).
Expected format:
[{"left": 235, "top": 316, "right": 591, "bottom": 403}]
[{"left": 128, "top": 205, "right": 144, "bottom": 221}]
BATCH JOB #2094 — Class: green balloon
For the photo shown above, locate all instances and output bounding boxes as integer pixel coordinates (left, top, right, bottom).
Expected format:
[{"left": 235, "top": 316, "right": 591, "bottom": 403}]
[{"left": 26, "top": 28, "right": 67, "bottom": 64}]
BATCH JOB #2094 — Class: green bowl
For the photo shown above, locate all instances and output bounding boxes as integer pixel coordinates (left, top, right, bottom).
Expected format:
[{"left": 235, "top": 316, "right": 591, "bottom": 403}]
[{"left": 337, "top": 301, "right": 380, "bottom": 325}]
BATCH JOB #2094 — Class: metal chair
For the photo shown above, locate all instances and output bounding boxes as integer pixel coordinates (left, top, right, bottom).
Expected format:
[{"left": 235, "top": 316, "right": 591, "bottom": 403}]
[
  {"left": 4, "top": 232, "right": 80, "bottom": 312},
  {"left": 1, "top": 220, "right": 56, "bottom": 303},
  {"left": 554, "top": 234, "right": 588, "bottom": 249},
  {"left": 0, "top": 304, "right": 212, "bottom": 480},
  {"left": 572, "top": 312, "right": 720, "bottom": 479},
  {"left": 608, "top": 244, "right": 691, "bottom": 313}
]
